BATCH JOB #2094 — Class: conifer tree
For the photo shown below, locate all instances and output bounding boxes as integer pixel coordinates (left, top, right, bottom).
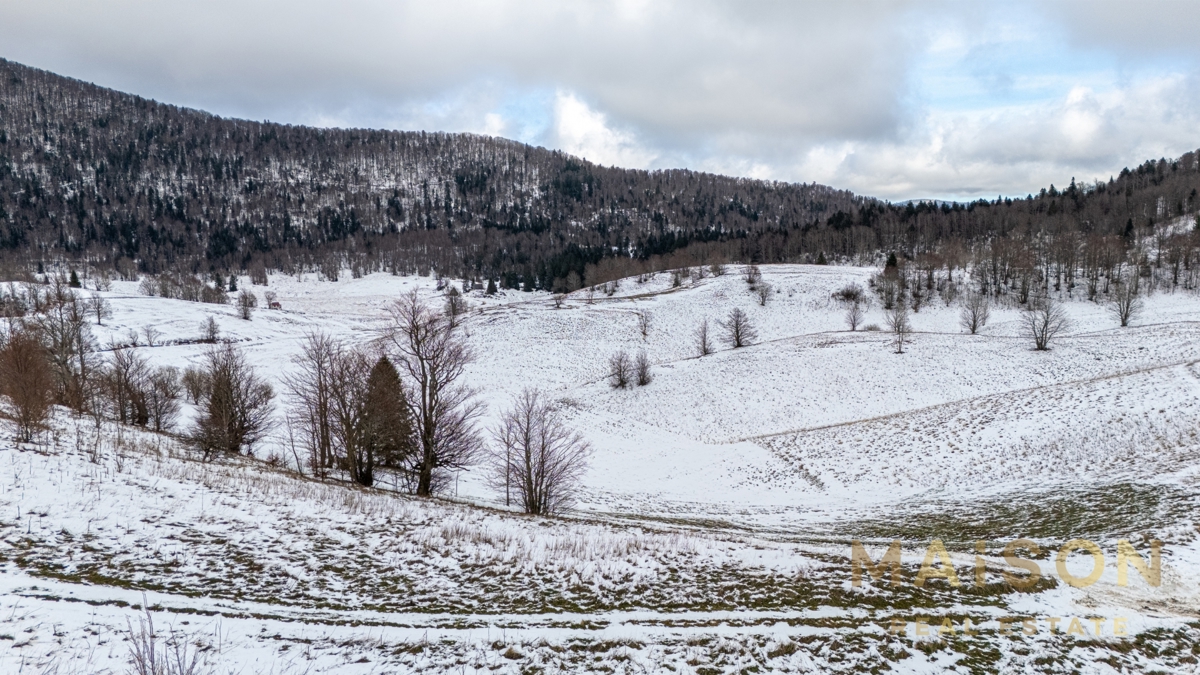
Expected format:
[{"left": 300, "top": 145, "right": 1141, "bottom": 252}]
[{"left": 363, "top": 356, "right": 415, "bottom": 472}]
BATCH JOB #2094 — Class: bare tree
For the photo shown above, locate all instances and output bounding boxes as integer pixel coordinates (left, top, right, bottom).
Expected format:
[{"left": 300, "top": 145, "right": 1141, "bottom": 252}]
[
  {"left": 146, "top": 366, "right": 182, "bottom": 433},
  {"left": 959, "top": 291, "right": 991, "bottom": 334},
  {"left": 608, "top": 350, "right": 632, "bottom": 388},
  {"left": 635, "top": 351, "right": 652, "bottom": 386},
  {"left": 0, "top": 325, "right": 54, "bottom": 442},
  {"left": 326, "top": 346, "right": 374, "bottom": 486},
  {"left": 755, "top": 282, "right": 772, "bottom": 306},
  {"left": 835, "top": 284, "right": 866, "bottom": 331},
  {"left": 552, "top": 293, "right": 566, "bottom": 309},
  {"left": 201, "top": 317, "right": 220, "bottom": 343},
  {"left": 237, "top": 289, "right": 257, "bottom": 320},
  {"left": 636, "top": 309, "right": 652, "bottom": 339},
  {"left": 490, "top": 389, "right": 590, "bottom": 515},
  {"left": 181, "top": 366, "right": 210, "bottom": 404},
  {"left": 284, "top": 332, "right": 337, "bottom": 477},
  {"left": 189, "top": 344, "right": 275, "bottom": 460},
  {"left": 696, "top": 318, "right": 713, "bottom": 356},
  {"left": 1107, "top": 277, "right": 1143, "bottom": 327},
  {"left": 1023, "top": 295, "right": 1071, "bottom": 350},
  {"left": 381, "top": 291, "right": 483, "bottom": 496},
  {"left": 845, "top": 302, "right": 865, "bottom": 331},
  {"left": 721, "top": 307, "right": 757, "bottom": 348},
  {"left": 885, "top": 302, "right": 912, "bottom": 354},
  {"left": 743, "top": 264, "right": 762, "bottom": 285},
  {"left": 34, "top": 281, "right": 95, "bottom": 410},
  {"left": 103, "top": 347, "right": 150, "bottom": 426},
  {"left": 710, "top": 262, "right": 726, "bottom": 277},
  {"left": 87, "top": 291, "right": 112, "bottom": 325}
]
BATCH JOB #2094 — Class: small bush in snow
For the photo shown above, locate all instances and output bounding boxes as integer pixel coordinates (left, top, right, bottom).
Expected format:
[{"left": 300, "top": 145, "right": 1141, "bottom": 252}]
[
  {"left": 609, "top": 350, "right": 632, "bottom": 388},
  {"left": 695, "top": 318, "right": 713, "bottom": 356},
  {"left": 637, "top": 309, "right": 652, "bottom": 339},
  {"left": 635, "top": 351, "right": 652, "bottom": 386},
  {"left": 755, "top": 282, "right": 772, "bottom": 306}
]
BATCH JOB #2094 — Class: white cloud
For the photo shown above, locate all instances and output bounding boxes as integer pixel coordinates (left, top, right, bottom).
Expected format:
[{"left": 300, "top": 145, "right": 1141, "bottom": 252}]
[
  {"left": 480, "top": 113, "right": 508, "bottom": 138},
  {"left": 551, "top": 91, "right": 655, "bottom": 168},
  {"left": 2, "top": 0, "right": 1199, "bottom": 200},
  {"left": 786, "top": 72, "right": 1200, "bottom": 200}
]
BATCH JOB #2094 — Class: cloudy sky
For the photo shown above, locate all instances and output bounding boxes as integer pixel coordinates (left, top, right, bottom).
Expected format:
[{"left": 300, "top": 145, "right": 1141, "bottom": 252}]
[{"left": 3, "top": 0, "right": 1199, "bottom": 201}]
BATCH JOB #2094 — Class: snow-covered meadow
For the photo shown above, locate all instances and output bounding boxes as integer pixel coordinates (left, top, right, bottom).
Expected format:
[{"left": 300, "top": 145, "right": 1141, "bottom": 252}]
[{"left": 2, "top": 264, "right": 1199, "bottom": 673}]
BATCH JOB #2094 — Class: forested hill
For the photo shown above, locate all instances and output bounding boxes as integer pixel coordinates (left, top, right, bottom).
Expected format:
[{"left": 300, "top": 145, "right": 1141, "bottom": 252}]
[
  {"left": 0, "top": 58, "right": 862, "bottom": 286},
  {"left": 1, "top": 56, "right": 1199, "bottom": 291}
]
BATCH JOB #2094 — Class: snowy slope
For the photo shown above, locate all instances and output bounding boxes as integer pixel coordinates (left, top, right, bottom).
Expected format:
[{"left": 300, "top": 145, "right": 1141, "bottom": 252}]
[{"left": 2, "top": 264, "right": 1199, "bottom": 673}]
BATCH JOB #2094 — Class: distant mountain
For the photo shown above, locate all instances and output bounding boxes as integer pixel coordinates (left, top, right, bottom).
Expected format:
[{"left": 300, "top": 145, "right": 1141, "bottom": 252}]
[
  {"left": 1, "top": 57, "right": 1198, "bottom": 290},
  {"left": 0, "top": 58, "right": 864, "bottom": 287}
]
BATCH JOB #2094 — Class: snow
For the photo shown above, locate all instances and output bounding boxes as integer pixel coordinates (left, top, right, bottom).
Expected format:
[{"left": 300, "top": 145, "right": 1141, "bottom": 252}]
[{"left": 2, "top": 264, "right": 1199, "bottom": 673}]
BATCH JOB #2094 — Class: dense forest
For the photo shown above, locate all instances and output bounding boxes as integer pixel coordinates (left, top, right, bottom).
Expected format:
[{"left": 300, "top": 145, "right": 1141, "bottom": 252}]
[{"left": 1, "top": 57, "right": 1199, "bottom": 295}]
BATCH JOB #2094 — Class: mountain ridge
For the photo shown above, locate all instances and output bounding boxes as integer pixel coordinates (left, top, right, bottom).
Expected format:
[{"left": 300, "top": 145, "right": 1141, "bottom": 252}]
[{"left": 1, "top": 57, "right": 1198, "bottom": 290}]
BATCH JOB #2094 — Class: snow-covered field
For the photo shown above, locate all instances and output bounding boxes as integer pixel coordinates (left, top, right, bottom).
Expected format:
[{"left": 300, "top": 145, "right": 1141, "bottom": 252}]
[{"left": 2, "top": 264, "right": 1199, "bottom": 673}]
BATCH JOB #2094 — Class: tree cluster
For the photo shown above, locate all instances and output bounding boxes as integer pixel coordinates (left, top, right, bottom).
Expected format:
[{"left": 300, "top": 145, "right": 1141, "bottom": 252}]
[{"left": 286, "top": 333, "right": 415, "bottom": 486}]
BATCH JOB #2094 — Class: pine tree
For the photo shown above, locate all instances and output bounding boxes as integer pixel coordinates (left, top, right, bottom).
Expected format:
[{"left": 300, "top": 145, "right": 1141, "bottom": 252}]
[
  {"left": 227, "top": 275, "right": 238, "bottom": 292},
  {"left": 363, "top": 356, "right": 415, "bottom": 473},
  {"left": 886, "top": 252, "right": 898, "bottom": 269},
  {"left": 486, "top": 278, "right": 497, "bottom": 295},
  {"left": 69, "top": 270, "right": 81, "bottom": 287},
  {"left": 816, "top": 251, "right": 827, "bottom": 265}
]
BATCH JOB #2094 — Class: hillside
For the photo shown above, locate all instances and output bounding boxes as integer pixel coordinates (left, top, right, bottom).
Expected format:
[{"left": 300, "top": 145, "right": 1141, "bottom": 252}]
[
  {"left": 2, "top": 57, "right": 1200, "bottom": 295},
  {"left": 0, "top": 58, "right": 859, "bottom": 283},
  {"left": 2, "top": 264, "right": 1199, "bottom": 673}
]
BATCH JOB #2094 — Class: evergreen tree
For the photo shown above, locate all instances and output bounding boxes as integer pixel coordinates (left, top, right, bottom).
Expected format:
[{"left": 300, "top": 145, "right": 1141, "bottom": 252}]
[
  {"left": 363, "top": 356, "right": 415, "bottom": 473},
  {"left": 227, "top": 275, "right": 238, "bottom": 292},
  {"left": 69, "top": 270, "right": 81, "bottom": 288},
  {"left": 886, "top": 252, "right": 898, "bottom": 269},
  {"left": 486, "top": 278, "right": 497, "bottom": 295},
  {"left": 816, "top": 251, "right": 827, "bottom": 265}
]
